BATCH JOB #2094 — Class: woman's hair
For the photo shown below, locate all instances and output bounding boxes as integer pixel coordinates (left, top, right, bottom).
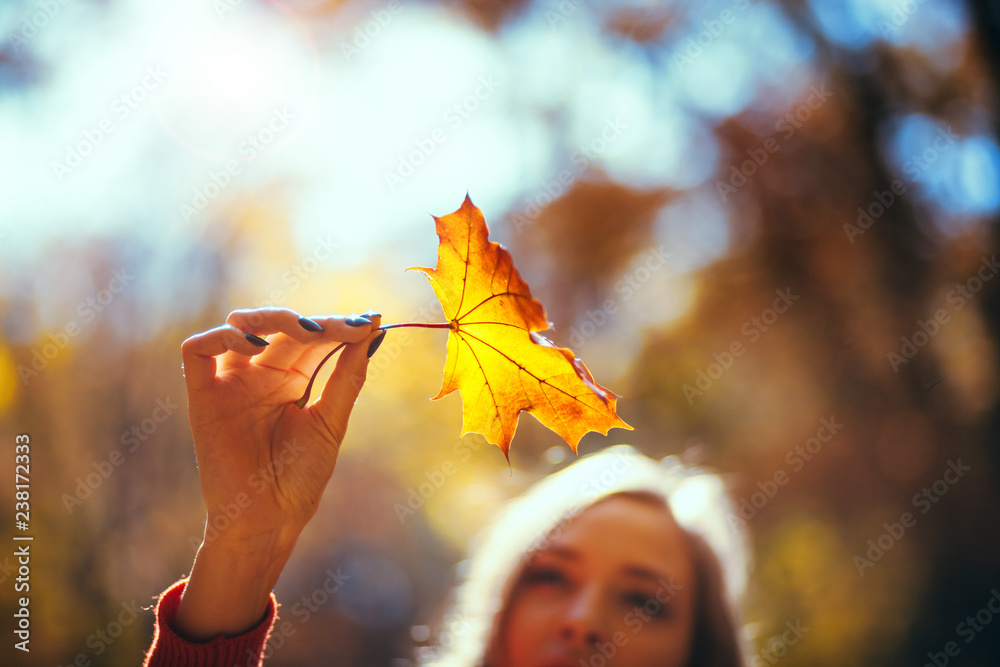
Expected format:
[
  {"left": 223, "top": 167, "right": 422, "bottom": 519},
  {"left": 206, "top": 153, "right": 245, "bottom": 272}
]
[{"left": 420, "top": 445, "right": 752, "bottom": 666}]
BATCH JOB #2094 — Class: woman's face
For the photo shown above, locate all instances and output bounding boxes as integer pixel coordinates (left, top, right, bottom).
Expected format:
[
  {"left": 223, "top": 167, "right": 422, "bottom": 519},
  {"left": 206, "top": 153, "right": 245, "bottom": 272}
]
[{"left": 493, "top": 494, "right": 695, "bottom": 667}]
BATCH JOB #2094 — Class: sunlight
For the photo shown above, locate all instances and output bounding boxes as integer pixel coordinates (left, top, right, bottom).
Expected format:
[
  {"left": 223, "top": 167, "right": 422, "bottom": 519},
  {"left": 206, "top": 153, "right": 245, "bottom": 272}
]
[
  {"left": 194, "top": 36, "right": 277, "bottom": 114},
  {"left": 149, "top": 0, "right": 318, "bottom": 160}
]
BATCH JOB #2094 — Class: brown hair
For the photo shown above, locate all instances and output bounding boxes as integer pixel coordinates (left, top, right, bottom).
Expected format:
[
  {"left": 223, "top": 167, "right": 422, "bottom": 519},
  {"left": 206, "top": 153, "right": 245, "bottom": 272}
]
[
  {"left": 587, "top": 490, "right": 747, "bottom": 667},
  {"left": 684, "top": 529, "right": 747, "bottom": 667},
  {"left": 423, "top": 446, "right": 751, "bottom": 667}
]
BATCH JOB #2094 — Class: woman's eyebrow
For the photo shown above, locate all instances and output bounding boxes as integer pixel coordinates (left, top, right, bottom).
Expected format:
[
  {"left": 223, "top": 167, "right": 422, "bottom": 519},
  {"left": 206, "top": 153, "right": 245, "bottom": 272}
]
[
  {"left": 621, "top": 564, "right": 669, "bottom": 583},
  {"left": 538, "top": 544, "right": 580, "bottom": 561}
]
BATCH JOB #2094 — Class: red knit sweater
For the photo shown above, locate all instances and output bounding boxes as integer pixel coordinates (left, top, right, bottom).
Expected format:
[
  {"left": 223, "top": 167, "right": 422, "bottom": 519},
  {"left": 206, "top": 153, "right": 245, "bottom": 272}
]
[{"left": 143, "top": 579, "right": 277, "bottom": 667}]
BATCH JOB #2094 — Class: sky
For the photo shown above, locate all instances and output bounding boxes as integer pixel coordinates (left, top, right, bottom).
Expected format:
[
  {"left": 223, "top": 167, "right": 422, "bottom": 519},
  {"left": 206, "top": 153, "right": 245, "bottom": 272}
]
[{"left": 1, "top": 0, "right": 997, "bottom": 348}]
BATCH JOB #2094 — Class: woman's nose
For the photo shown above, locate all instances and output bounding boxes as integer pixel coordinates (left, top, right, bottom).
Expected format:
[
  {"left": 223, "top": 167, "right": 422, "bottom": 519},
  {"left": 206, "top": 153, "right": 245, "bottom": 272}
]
[{"left": 559, "top": 587, "right": 606, "bottom": 647}]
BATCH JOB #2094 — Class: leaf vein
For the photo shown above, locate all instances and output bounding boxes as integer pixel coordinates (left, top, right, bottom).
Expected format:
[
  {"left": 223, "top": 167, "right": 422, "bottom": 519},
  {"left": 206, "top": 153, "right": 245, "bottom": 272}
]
[{"left": 460, "top": 330, "right": 607, "bottom": 416}]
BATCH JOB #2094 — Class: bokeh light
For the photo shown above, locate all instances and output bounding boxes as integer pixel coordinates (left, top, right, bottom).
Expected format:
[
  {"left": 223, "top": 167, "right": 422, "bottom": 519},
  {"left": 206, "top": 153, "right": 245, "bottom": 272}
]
[{"left": 2, "top": 0, "right": 999, "bottom": 665}]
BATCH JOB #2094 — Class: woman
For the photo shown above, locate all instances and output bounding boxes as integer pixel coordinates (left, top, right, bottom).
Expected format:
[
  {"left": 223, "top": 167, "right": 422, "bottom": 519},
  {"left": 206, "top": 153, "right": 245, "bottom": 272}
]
[{"left": 144, "top": 307, "right": 750, "bottom": 666}]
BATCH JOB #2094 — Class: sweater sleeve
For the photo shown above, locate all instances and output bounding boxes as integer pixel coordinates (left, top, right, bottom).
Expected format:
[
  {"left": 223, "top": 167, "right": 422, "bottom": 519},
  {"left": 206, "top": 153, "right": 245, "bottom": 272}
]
[{"left": 143, "top": 579, "right": 277, "bottom": 667}]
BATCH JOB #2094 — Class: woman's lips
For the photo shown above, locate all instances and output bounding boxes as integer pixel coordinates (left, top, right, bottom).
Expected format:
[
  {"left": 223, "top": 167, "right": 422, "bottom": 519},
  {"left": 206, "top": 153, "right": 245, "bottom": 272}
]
[{"left": 538, "top": 655, "right": 588, "bottom": 667}]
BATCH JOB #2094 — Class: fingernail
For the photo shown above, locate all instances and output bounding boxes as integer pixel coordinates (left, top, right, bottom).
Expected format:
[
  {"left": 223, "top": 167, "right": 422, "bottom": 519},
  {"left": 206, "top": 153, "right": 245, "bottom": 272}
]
[
  {"left": 367, "top": 331, "right": 386, "bottom": 358},
  {"left": 298, "top": 317, "right": 323, "bottom": 333},
  {"left": 346, "top": 315, "right": 372, "bottom": 327},
  {"left": 362, "top": 309, "right": 381, "bottom": 319},
  {"left": 245, "top": 333, "right": 269, "bottom": 347}
]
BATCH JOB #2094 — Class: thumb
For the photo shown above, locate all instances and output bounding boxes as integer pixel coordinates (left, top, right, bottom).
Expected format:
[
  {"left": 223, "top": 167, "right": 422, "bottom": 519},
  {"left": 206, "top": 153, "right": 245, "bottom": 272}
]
[{"left": 308, "top": 324, "right": 383, "bottom": 443}]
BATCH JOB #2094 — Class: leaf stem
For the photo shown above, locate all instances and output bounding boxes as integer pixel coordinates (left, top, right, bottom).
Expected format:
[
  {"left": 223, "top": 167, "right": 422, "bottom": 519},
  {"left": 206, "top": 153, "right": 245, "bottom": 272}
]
[
  {"left": 379, "top": 322, "right": 452, "bottom": 330},
  {"left": 294, "top": 342, "right": 347, "bottom": 409},
  {"left": 295, "top": 323, "right": 451, "bottom": 409}
]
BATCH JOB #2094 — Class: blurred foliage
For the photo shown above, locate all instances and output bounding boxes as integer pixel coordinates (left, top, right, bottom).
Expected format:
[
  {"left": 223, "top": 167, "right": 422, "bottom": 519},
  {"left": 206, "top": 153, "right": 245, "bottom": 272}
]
[{"left": 2, "top": 0, "right": 1000, "bottom": 665}]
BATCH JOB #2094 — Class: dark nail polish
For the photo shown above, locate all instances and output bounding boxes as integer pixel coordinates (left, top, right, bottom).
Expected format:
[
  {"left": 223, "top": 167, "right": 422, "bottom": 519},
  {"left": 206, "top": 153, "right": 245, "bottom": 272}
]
[
  {"left": 362, "top": 309, "right": 381, "bottom": 319},
  {"left": 367, "top": 331, "right": 386, "bottom": 358},
  {"left": 245, "top": 333, "right": 269, "bottom": 347},
  {"left": 298, "top": 317, "right": 323, "bottom": 333},
  {"left": 346, "top": 315, "right": 373, "bottom": 327}
]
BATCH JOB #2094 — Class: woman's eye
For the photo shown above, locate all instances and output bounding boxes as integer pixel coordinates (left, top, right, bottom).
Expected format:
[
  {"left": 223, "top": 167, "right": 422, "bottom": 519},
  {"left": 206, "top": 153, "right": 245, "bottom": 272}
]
[
  {"left": 625, "top": 593, "right": 671, "bottom": 618},
  {"left": 524, "top": 567, "right": 568, "bottom": 586}
]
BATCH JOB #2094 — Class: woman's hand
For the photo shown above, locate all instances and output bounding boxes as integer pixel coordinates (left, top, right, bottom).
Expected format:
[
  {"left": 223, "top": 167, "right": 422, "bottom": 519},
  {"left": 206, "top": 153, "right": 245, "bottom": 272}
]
[{"left": 173, "top": 307, "right": 384, "bottom": 640}]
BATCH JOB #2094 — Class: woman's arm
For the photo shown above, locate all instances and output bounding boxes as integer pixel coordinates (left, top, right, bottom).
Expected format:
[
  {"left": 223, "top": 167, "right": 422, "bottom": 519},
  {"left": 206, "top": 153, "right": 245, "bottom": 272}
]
[{"left": 162, "top": 307, "right": 382, "bottom": 639}]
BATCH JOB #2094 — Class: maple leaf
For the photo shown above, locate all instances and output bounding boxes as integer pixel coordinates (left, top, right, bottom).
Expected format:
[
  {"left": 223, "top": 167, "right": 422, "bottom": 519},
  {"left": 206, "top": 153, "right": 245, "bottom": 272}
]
[{"left": 410, "top": 195, "right": 633, "bottom": 460}]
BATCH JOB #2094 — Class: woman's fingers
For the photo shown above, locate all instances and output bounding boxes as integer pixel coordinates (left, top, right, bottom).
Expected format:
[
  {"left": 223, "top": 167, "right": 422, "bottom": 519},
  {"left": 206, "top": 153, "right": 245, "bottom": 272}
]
[
  {"left": 182, "top": 308, "right": 382, "bottom": 389},
  {"left": 181, "top": 325, "right": 270, "bottom": 391},
  {"left": 182, "top": 307, "right": 382, "bottom": 394},
  {"left": 308, "top": 314, "right": 382, "bottom": 444},
  {"left": 247, "top": 311, "right": 378, "bottom": 372},
  {"left": 225, "top": 308, "right": 372, "bottom": 346}
]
